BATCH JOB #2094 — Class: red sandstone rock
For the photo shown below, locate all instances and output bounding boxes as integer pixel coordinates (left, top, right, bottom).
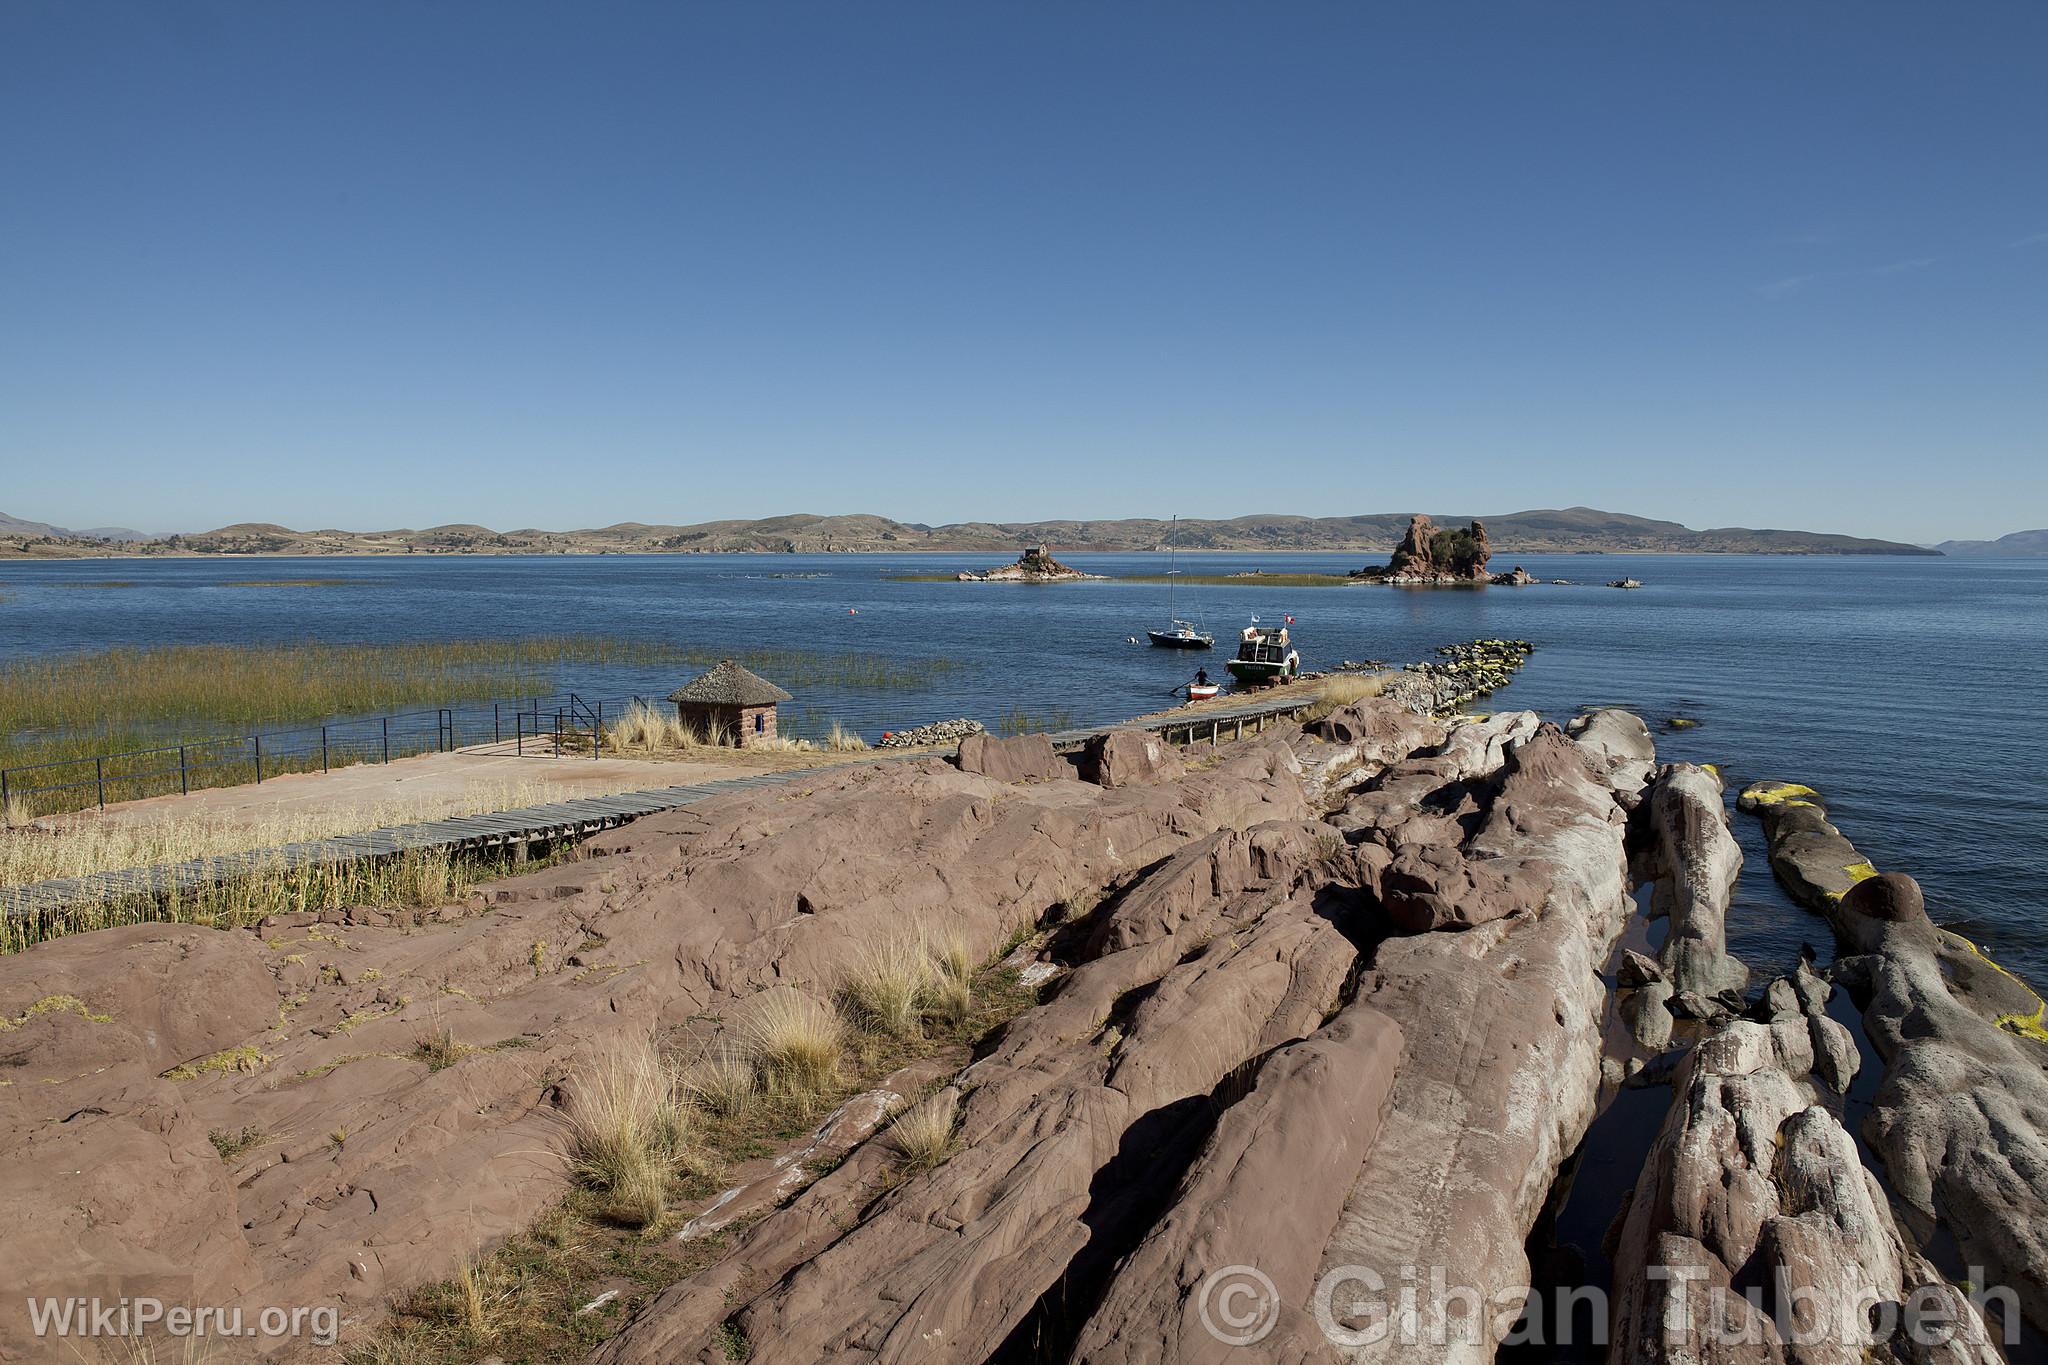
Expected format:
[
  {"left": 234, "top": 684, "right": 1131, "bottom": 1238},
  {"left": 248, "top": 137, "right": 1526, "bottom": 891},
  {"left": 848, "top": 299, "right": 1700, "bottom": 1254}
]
[
  {"left": 957, "top": 729, "right": 1070, "bottom": 782},
  {"left": 1083, "top": 727, "right": 1186, "bottom": 788}
]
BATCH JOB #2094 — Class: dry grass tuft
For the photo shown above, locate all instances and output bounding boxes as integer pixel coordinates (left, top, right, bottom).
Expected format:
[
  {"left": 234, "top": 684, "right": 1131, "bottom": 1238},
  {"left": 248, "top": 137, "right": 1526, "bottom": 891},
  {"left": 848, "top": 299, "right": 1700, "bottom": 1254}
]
[
  {"left": 603, "top": 700, "right": 725, "bottom": 753},
  {"left": 411, "top": 1024, "right": 469, "bottom": 1072},
  {"left": 208, "top": 1125, "right": 270, "bottom": 1161},
  {"left": 824, "top": 722, "right": 869, "bottom": 752},
  {"left": 918, "top": 932, "right": 976, "bottom": 1026},
  {"left": 839, "top": 934, "right": 937, "bottom": 1037},
  {"left": 454, "top": 1255, "right": 514, "bottom": 1345},
  {"left": 747, "top": 734, "right": 816, "bottom": 754},
  {"left": 932, "top": 931, "right": 975, "bottom": 988},
  {"left": 743, "top": 990, "right": 844, "bottom": 1103},
  {"left": 684, "top": 1041, "right": 758, "bottom": 1118},
  {"left": 1303, "top": 671, "right": 1389, "bottom": 722},
  {"left": 564, "top": 1034, "right": 693, "bottom": 1229},
  {"left": 887, "top": 1091, "right": 958, "bottom": 1170}
]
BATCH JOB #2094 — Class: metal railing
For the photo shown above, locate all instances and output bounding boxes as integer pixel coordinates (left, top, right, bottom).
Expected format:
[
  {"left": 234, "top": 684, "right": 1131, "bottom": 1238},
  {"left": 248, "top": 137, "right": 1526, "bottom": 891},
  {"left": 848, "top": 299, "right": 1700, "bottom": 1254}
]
[
  {"left": 0, "top": 694, "right": 633, "bottom": 816},
  {"left": 1, "top": 689, "right": 1164, "bottom": 820}
]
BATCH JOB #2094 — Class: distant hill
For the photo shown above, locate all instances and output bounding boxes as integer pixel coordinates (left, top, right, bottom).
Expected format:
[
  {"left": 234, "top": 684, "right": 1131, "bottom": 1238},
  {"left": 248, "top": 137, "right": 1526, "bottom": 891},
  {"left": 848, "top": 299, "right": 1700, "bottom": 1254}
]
[
  {"left": 1934, "top": 529, "right": 2048, "bottom": 556},
  {"left": 0, "top": 510, "right": 156, "bottom": 551},
  {"left": 3, "top": 506, "right": 1942, "bottom": 558}
]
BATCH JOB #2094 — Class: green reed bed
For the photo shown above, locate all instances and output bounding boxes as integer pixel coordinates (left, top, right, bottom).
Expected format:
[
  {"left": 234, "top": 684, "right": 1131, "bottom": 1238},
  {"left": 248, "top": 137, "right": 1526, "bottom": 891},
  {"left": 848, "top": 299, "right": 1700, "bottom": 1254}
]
[
  {"left": 997, "top": 705, "right": 1079, "bottom": 737},
  {"left": 0, "top": 636, "right": 956, "bottom": 737},
  {"left": 1116, "top": 572, "right": 1360, "bottom": 588},
  {"left": 0, "top": 638, "right": 957, "bottom": 817}
]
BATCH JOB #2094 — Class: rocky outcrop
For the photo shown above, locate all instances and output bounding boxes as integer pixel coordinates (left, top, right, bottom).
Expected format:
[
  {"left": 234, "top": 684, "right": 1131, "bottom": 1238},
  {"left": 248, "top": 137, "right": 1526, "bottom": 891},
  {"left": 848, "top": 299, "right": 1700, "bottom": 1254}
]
[
  {"left": 1609, "top": 982, "right": 1997, "bottom": 1364},
  {"left": 1739, "top": 780, "right": 1876, "bottom": 913},
  {"left": 0, "top": 744, "right": 1316, "bottom": 1359},
  {"left": 1832, "top": 876, "right": 2048, "bottom": 1334},
  {"left": 957, "top": 543, "right": 1103, "bottom": 581},
  {"left": 1489, "top": 565, "right": 1534, "bottom": 586},
  {"left": 1641, "top": 763, "right": 1748, "bottom": 1001},
  {"left": 1565, "top": 707, "right": 1657, "bottom": 799},
  {"left": 1082, "top": 727, "right": 1186, "bottom": 788},
  {"left": 1350, "top": 514, "right": 1493, "bottom": 584},
  {"left": 1314, "top": 725, "right": 1635, "bottom": 1362},
  {"left": 1070, "top": 998, "right": 1404, "bottom": 1364},
  {"left": 1746, "top": 789, "right": 2048, "bottom": 1335},
  {"left": 957, "top": 729, "right": 1070, "bottom": 782},
  {"left": 31, "top": 689, "right": 2037, "bottom": 1365},
  {"left": 617, "top": 820, "right": 1365, "bottom": 1363}
]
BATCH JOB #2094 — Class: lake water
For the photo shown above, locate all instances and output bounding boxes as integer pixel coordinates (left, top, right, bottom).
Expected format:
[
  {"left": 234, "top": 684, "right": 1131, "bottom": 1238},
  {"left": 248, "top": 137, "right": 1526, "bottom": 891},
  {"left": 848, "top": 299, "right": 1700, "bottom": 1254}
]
[{"left": 3, "top": 551, "right": 2044, "bottom": 985}]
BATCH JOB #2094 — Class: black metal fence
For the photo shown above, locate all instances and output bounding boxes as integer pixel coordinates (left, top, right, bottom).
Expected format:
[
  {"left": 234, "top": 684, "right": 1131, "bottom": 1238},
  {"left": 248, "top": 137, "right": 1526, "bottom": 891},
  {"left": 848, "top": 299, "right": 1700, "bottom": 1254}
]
[
  {"left": 0, "top": 689, "right": 1087, "bottom": 820},
  {"left": 0, "top": 693, "right": 652, "bottom": 816}
]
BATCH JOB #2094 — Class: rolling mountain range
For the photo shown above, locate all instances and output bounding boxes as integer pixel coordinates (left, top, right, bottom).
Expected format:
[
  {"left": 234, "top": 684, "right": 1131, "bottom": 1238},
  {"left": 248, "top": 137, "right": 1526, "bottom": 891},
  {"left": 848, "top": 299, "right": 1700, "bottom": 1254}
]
[
  {"left": 0, "top": 510, "right": 156, "bottom": 543},
  {"left": 1933, "top": 529, "right": 2048, "bottom": 556},
  {"left": 0, "top": 506, "right": 1950, "bottom": 557}
]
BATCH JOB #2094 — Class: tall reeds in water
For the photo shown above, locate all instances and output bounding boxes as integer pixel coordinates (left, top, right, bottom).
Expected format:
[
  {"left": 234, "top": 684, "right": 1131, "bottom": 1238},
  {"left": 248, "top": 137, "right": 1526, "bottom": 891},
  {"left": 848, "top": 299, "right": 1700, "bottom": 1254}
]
[
  {"left": 0, "top": 637, "right": 944, "bottom": 811},
  {"left": 0, "top": 636, "right": 957, "bottom": 738}
]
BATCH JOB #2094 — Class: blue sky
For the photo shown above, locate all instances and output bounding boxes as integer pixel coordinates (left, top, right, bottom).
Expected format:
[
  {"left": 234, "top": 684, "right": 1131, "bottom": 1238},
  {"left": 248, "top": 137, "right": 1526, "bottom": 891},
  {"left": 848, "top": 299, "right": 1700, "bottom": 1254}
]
[{"left": 1, "top": 2, "right": 2042, "bottom": 542}]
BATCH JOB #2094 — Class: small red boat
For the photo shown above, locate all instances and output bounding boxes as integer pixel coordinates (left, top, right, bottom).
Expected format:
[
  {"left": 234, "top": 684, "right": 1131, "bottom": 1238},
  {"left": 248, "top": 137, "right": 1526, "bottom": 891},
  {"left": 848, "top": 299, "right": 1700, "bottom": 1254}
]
[{"left": 1186, "top": 681, "right": 1221, "bottom": 701}]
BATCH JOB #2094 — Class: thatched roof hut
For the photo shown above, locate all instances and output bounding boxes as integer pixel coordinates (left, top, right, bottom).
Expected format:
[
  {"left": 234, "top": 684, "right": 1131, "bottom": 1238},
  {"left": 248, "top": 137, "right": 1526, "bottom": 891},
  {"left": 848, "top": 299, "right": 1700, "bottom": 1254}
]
[{"left": 666, "top": 659, "right": 792, "bottom": 746}]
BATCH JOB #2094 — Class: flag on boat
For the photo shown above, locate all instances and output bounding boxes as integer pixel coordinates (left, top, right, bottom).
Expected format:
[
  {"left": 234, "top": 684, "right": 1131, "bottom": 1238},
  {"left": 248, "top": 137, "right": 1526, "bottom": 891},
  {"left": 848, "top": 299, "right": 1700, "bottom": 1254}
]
[{"left": 1285, "top": 614, "right": 1294, "bottom": 623}]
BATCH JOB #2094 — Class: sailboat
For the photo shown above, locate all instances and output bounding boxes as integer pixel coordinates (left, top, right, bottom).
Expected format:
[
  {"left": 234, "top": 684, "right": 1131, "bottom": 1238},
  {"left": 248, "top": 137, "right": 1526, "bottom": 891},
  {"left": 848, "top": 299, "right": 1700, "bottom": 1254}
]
[{"left": 1146, "top": 516, "right": 1214, "bottom": 649}]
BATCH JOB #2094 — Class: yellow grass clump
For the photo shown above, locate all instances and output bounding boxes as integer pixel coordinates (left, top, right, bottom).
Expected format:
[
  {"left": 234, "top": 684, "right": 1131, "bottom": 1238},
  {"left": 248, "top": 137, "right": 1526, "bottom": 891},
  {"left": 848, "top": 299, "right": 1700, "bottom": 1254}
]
[
  {"left": 887, "top": 1090, "right": 958, "bottom": 1170},
  {"left": 743, "top": 990, "right": 844, "bottom": 1104},
  {"left": 839, "top": 935, "right": 936, "bottom": 1037},
  {"left": 602, "top": 700, "right": 710, "bottom": 753},
  {"left": 565, "top": 1034, "right": 693, "bottom": 1229},
  {"left": 683, "top": 1041, "right": 758, "bottom": 1118},
  {"left": 921, "top": 931, "right": 976, "bottom": 1026},
  {"left": 824, "top": 722, "right": 869, "bottom": 752},
  {"left": 1302, "top": 671, "right": 1390, "bottom": 721}
]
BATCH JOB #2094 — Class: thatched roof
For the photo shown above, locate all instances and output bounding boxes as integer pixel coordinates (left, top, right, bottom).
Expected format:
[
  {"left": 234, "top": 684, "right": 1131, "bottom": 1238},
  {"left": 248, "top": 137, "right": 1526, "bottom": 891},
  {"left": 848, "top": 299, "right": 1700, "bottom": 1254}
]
[{"left": 666, "top": 658, "right": 791, "bottom": 707}]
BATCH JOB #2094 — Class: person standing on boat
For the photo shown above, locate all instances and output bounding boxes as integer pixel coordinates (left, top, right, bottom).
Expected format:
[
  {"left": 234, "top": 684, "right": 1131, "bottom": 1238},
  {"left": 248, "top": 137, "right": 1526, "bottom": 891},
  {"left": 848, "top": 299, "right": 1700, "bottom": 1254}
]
[{"left": 1195, "top": 668, "right": 1210, "bottom": 686}]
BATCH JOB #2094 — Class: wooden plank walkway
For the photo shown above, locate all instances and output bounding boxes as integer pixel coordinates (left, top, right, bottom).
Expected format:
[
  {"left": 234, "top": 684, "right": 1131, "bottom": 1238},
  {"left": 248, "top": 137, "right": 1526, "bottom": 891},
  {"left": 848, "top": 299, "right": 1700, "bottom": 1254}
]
[{"left": 2, "top": 693, "right": 1318, "bottom": 921}]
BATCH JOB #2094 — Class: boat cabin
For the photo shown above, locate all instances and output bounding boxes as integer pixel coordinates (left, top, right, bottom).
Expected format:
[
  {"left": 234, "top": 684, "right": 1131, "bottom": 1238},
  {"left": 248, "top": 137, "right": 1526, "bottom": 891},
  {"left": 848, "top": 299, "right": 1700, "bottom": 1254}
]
[{"left": 1226, "top": 623, "right": 1301, "bottom": 684}]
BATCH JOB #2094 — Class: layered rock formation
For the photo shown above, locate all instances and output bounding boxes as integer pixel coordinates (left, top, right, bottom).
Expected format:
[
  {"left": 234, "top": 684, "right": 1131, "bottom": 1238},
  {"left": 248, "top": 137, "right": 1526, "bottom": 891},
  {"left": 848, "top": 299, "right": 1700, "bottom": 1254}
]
[
  {"left": 1746, "top": 784, "right": 2048, "bottom": 1339},
  {"left": 0, "top": 743, "right": 1309, "bottom": 1359},
  {"left": 1640, "top": 763, "right": 1748, "bottom": 1008},
  {"left": 1350, "top": 514, "right": 1493, "bottom": 584},
  {"left": 5, "top": 702, "right": 2042, "bottom": 1364},
  {"left": 1609, "top": 981, "right": 1998, "bottom": 1363}
]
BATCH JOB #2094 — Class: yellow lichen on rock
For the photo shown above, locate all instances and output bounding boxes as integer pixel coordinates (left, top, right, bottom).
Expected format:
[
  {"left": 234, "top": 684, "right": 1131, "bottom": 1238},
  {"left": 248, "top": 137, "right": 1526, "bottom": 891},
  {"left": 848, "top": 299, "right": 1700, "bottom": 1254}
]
[
  {"left": 1740, "top": 780, "right": 1820, "bottom": 808},
  {"left": 0, "top": 994, "right": 113, "bottom": 1031},
  {"left": 1951, "top": 934, "right": 2048, "bottom": 1045}
]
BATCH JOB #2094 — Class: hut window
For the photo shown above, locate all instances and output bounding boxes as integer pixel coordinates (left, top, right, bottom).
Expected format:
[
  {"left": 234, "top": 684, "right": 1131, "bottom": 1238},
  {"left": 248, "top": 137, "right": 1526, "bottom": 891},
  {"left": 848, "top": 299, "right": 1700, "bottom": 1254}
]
[{"left": 754, "top": 713, "right": 764, "bottom": 734}]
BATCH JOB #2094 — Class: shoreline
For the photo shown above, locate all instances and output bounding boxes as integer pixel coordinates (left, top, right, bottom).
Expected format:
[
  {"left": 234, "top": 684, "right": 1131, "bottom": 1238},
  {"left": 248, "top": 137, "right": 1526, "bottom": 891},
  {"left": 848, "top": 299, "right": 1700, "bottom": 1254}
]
[{"left": 0, "top": 544, "right": 1952, "bottom": 565}]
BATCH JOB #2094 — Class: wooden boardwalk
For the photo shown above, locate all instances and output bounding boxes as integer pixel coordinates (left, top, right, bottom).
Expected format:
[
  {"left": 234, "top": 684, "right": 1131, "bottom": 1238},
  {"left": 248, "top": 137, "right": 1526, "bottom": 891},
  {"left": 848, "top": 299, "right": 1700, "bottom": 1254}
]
[{"left": 2, "top": 693, "right": 1316, "bottom": 922}]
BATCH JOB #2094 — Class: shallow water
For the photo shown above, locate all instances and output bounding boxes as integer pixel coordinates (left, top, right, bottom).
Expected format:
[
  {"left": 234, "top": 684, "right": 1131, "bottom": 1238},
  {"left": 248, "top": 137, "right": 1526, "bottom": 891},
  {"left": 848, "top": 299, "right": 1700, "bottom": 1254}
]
[{"left": 2, "top": 550, "right": 2043, "bottom": 983}]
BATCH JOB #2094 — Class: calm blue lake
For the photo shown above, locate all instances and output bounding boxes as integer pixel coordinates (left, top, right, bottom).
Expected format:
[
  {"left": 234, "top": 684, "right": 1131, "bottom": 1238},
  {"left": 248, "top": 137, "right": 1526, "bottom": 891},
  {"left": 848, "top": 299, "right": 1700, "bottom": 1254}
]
[{"left": 2, "top": 551, "right": 2043, "bottom": 985}]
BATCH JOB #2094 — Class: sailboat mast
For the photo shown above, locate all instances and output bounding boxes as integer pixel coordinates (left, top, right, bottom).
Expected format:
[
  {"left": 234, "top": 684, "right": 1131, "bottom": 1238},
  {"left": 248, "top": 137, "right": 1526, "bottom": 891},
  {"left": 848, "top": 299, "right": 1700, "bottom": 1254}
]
[{"left": 1167, "top": 515, "right": 1177, "bottom": 619}]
